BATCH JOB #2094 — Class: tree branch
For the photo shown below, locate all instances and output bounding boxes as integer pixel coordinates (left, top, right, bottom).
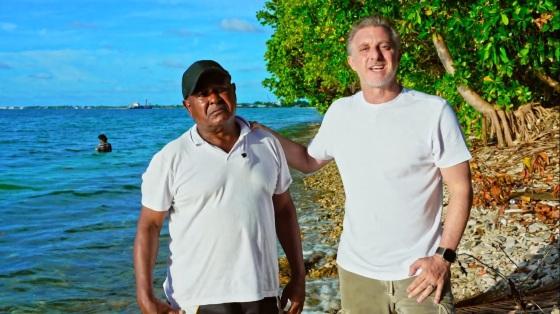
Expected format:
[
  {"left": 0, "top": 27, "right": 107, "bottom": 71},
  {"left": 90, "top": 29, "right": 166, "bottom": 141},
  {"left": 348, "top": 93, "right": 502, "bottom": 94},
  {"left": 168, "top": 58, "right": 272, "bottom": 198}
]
[
  {"left": 531, "top": 68, "right": 560, "bottom": 94},
  {"left": 432, "top": 32, "right": 513, "bottom": 147}
]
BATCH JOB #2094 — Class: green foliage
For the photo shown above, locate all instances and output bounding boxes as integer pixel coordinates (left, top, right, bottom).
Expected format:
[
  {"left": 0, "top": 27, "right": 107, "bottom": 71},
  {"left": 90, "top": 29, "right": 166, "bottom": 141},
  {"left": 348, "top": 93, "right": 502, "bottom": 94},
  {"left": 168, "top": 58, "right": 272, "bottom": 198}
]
[{"left": 257, "top": 0, "right": 559, "bottom": 138}]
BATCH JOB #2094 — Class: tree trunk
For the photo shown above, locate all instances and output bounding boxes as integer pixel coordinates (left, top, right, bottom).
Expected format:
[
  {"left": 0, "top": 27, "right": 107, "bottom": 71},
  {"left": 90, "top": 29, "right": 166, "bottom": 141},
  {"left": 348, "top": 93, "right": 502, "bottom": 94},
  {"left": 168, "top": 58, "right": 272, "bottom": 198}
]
[
  {"left": 432, "top": 33, "right": 514, "bottom": 147},
  {"left": 532, "top": 68, "right": 560, "bottom": 94},
  {"left": 497, "top": 109, "right": 514, "bottom": 146},
  {"left": 481, "top": 115, "right": 488, "bottom": 145}
]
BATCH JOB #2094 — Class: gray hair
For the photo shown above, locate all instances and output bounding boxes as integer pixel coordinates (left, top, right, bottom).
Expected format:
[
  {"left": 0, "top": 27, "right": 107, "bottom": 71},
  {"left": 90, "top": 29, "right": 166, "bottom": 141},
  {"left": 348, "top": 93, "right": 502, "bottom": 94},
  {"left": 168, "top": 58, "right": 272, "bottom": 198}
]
[{"left": 346, "top": 16, "right": 401, "bottom": 55}]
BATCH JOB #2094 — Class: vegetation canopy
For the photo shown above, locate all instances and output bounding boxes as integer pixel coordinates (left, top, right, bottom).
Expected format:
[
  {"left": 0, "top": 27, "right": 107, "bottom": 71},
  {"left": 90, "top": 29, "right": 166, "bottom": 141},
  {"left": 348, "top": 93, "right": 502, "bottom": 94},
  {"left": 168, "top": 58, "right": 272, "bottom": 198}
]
[{"left": 257, "top": 0, "right": 559, "bottom": 146}]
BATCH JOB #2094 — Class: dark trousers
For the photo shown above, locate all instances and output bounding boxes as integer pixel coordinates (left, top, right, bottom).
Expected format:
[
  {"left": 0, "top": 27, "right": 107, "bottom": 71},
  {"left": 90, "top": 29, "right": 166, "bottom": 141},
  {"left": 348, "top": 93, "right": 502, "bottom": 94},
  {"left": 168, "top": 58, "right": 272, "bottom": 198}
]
[{"left": 197, "top": 297, "right": 279, "bottom": 314}]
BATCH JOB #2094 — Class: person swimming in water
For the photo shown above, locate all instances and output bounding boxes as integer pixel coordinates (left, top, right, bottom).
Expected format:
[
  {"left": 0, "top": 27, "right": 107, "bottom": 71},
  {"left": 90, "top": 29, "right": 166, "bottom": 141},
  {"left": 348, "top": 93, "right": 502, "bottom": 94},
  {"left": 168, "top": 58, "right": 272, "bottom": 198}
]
[{"left": 96, "top": 134, "right": 112, "bottom": 152}]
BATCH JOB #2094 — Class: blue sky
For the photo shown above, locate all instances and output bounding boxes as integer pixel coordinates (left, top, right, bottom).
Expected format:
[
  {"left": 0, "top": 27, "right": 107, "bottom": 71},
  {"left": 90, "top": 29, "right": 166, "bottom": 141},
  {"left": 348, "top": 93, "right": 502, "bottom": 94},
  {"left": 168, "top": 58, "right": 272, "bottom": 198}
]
[{"left": 0, "top": 0, "right": 276, "bottom": 106}]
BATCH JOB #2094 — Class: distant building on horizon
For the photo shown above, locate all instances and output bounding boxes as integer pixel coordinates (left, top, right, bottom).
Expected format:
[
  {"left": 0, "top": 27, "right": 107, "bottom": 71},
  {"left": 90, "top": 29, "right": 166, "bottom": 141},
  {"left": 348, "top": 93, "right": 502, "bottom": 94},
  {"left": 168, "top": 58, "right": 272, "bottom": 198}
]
[{"left": 128, "top": 101, "right": 152, "bottom": 109}]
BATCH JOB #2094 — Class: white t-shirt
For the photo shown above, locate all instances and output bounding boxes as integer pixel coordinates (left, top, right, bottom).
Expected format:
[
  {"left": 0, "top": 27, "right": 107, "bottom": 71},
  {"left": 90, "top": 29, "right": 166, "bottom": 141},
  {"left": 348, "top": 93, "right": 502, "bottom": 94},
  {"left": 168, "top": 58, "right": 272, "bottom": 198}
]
[
  {"left": 308, "top": 89, "right": 471, "bottom": 280},
  {"left": 141, "top": 117, "right": 292, "bottom": 308}
]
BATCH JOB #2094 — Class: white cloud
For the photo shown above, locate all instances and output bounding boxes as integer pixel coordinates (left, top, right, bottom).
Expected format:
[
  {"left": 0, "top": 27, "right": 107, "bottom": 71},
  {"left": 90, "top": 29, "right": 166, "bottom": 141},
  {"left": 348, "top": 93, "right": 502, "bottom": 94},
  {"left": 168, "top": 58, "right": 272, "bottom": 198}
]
[
  {"left": 167, "top": 28, "right": 197, "bottom": 37},
  {"left": 29, "top": 72, "right": 53, "bottom": 80},
  {"left": 70, "top": 21, "right": 98, "bottom": 29},
  {"left": 124, "top": 8, "right": 193, "bottom": 20},
  {"left": 1, "top": 22, "right": 17, "bottom": 32},
  {"left": 155, "top": 0, "right": 189, "bottom": 4},
  {"left": 160, "top": 60, "right": 185, "bottom": 69},
  {"left": 1, "top": 49, "right": 108, "bottom": 83},
  {"left": 220, "top": 19, "right": 262, "bottom": 33}
]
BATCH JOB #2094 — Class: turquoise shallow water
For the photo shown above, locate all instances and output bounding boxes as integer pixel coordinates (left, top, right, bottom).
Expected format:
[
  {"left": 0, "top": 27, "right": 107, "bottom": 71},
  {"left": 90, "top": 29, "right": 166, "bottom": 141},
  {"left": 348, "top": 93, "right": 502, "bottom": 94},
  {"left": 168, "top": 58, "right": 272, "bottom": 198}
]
[{"left": 0, "top": 107, "right": 322, "bottom": 313}]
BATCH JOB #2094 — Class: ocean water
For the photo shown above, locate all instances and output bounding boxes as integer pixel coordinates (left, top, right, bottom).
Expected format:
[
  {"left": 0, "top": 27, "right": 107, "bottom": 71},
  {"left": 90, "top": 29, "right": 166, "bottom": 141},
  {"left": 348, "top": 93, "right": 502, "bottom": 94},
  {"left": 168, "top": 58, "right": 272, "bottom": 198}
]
[{"left": 0, "top": 107, "right": 325, "bottom": 313}]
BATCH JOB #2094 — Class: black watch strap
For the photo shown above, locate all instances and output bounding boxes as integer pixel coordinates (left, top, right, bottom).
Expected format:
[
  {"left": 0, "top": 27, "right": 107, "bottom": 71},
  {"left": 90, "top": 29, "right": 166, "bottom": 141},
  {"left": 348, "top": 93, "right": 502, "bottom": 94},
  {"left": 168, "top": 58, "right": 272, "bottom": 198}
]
[{"left": 435, "top": 247, "right": 457, "bottom": 263}]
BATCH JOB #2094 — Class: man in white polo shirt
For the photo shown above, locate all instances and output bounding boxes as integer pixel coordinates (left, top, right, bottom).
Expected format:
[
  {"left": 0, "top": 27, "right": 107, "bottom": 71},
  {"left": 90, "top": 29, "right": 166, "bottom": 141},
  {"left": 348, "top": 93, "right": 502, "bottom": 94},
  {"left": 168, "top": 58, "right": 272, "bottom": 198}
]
[
  {"left": 253, "top": 16, "right": 473, "bottom": 313},
  {"left": 134, "top": 60, "right": 305, "bottom": 314}
]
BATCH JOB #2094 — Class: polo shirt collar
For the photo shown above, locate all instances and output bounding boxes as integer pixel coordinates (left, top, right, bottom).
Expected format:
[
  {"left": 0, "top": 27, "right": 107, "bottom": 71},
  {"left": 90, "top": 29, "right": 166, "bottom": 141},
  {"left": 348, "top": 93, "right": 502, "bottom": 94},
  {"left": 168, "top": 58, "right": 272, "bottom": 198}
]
[{"left": 189, "top": 116, "right": 250, "bottom": 147}]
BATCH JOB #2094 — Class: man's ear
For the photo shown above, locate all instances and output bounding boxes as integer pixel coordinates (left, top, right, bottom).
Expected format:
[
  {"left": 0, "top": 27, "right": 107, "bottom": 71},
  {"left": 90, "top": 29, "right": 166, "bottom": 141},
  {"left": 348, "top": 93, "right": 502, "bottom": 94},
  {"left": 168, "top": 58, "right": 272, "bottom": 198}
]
[
  {"left": 183, "top": 99, "right": 192, "bottom": 114},
  {"left": 231, "top": 83, "right": 237, "bottom": 102},
  {"left": 347, "top": 55, "right": 356, "bottom": 72}
]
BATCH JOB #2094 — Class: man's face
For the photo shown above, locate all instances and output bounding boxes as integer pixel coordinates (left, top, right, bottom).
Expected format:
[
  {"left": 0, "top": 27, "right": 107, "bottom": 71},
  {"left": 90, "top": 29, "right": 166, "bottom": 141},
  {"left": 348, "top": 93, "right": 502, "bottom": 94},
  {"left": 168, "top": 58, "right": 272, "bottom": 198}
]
[
  {"left": 183, "top": 72, "right": 236, "bottom": 129},
  {"left": 347, "top": 26, "right": 399, "bottom": 89}
]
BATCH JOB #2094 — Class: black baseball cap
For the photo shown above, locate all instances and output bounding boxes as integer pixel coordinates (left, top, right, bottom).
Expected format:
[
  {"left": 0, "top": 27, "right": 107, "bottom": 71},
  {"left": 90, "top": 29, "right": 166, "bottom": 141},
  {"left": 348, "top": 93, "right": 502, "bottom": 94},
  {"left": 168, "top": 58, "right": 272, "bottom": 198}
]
[{"left": 181, "top": 60, "right": 231, "bottom": 99}]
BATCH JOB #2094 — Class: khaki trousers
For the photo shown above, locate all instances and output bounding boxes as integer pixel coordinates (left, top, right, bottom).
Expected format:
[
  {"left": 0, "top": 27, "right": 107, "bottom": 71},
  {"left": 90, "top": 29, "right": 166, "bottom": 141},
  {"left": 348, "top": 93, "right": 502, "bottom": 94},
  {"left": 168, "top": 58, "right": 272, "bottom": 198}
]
[{"left": 338, "top": 266, "right": 455, "bottom": 314}]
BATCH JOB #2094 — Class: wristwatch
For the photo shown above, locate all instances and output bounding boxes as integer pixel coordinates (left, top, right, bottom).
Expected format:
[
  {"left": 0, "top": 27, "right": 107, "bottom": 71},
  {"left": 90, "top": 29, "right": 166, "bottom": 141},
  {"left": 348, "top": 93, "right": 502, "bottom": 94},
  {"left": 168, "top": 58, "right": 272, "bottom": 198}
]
[{"left": 435, "top": 247, "right": 457, "bottom": 263}]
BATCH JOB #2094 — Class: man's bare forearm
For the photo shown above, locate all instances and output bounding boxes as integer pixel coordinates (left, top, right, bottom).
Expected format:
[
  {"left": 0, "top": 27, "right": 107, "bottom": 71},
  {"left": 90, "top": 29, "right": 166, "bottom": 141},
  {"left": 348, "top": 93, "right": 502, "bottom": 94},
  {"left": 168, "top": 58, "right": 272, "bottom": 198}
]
[
  {"left": 439, "top": 162, "right": 473, "bottom": 251},
  {"left": 273, "top": 193, "right": 305, "bottom": 279},
  {"left": 255, "top": 123, "right": 328, "bottom": 173},
  {"left": 134, "top": 208, "right": 165, "bottom": 305},
  {"left": 440, "top": 191, "right": 471, "bottom": 251}
]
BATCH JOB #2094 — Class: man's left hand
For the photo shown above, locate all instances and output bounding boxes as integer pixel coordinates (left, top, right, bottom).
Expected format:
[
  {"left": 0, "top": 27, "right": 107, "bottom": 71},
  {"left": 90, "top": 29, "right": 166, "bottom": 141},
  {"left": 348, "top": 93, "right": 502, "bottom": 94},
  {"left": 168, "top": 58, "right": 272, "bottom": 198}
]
[
  {"left": 280, "top": 277, "right": 305, "bottom": 314},
  {"left": 406, "top": 255, "right": 450, "bottom": 304}
]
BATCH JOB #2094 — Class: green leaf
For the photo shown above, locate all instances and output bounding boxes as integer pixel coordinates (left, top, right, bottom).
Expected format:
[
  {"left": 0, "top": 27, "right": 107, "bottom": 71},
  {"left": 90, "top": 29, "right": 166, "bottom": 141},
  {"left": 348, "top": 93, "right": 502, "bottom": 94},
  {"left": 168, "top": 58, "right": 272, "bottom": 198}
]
[
  {"left": 501, "top": 13, "right": 509, "bottom": 25},
  {"left": 499, "top": 47, "right": 509, "bottom": 63},
  {"left": 483, "top": 43, "right": 492, "bottom": 61},
  {"left": 492, "top": 47, "right": 498, "bottom": 65}
]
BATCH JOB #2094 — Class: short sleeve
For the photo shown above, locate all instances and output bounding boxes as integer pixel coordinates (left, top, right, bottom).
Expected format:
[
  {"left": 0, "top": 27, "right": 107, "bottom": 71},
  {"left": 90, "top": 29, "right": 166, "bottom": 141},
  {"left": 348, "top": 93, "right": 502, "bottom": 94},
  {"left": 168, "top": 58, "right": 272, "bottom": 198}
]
[
  {"left": 432, "top": 103, "right": 472, "bottom": 168},
  {"left": 272, "top": 137, "right": 293, "bottom": 194},
  {"left": 308, "top": 106, "right": 336, "bottom": 161},
  {"left": 141, "top": 151, "right": 174, "bottom": 211}
]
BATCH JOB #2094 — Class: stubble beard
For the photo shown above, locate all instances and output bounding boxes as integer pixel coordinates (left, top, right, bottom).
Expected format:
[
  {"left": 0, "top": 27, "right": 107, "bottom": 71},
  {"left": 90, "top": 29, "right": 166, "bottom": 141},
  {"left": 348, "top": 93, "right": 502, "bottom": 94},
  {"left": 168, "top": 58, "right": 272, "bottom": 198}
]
[{"left": 365, "top": 67, "right": 398, "bottom": 89}]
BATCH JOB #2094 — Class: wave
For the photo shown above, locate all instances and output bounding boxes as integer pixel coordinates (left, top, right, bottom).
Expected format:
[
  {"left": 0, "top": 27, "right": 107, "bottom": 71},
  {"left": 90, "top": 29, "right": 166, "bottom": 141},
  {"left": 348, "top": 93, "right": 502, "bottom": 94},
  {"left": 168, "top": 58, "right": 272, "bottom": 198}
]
[
  {"left": 18, "top": 276, "right": 69, "bottom": 286},
  {"left": 121, "top": 184, "right": 139, "bottom": 191},
  {"left": 30, "top": 185, "right": 137, "bottom": 198},
  {"left": 64, "top": 222, "right": 126, "bottom": 234},
  {"left": 0, "top": 268, "right": 37, "bottom": 278},
  {"left": 76, "top": 243, "right": 116, "bottom": 250},
  {"left": 30, "top": 189, "right": 113, "bottom": 198},
  {"left": 0, "top": 183, "right": 34, "bottom": 191},
  {"left": 64, "top": 148, "right": 82, "bottom": 152}
]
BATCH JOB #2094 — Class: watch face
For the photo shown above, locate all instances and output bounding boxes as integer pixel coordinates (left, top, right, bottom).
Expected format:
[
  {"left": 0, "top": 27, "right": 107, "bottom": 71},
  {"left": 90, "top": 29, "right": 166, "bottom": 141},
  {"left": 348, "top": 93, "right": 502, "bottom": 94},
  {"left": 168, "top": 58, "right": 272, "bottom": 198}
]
[
  {"left": 443, "top": 249, "right": 456, "bottom": 262},
  {"left": 436, "top": 247, "right": 456, "bottom": 262}
]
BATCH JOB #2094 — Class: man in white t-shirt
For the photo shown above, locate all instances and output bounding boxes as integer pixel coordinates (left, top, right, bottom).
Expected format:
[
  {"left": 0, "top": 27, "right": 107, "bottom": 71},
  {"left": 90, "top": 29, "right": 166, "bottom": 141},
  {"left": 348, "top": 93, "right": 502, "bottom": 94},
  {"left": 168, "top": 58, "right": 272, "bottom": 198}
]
[
  {"left": 134, "top": 60, "right": 305, "bottom": 314},
  {"left": 254, "top": 16, "right": 473, "bottom": 313}
]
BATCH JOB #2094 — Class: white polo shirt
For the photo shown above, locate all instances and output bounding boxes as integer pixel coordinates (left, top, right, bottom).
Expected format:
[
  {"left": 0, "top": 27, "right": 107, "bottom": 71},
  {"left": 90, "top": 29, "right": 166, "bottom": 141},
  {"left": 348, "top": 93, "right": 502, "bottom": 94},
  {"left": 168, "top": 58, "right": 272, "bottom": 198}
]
[
  {"left": 141, "top": 117, "right": 292, "bottom": 308},
  {"left": 308, "top": 89, "right": 471, "bottom": 280}
]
